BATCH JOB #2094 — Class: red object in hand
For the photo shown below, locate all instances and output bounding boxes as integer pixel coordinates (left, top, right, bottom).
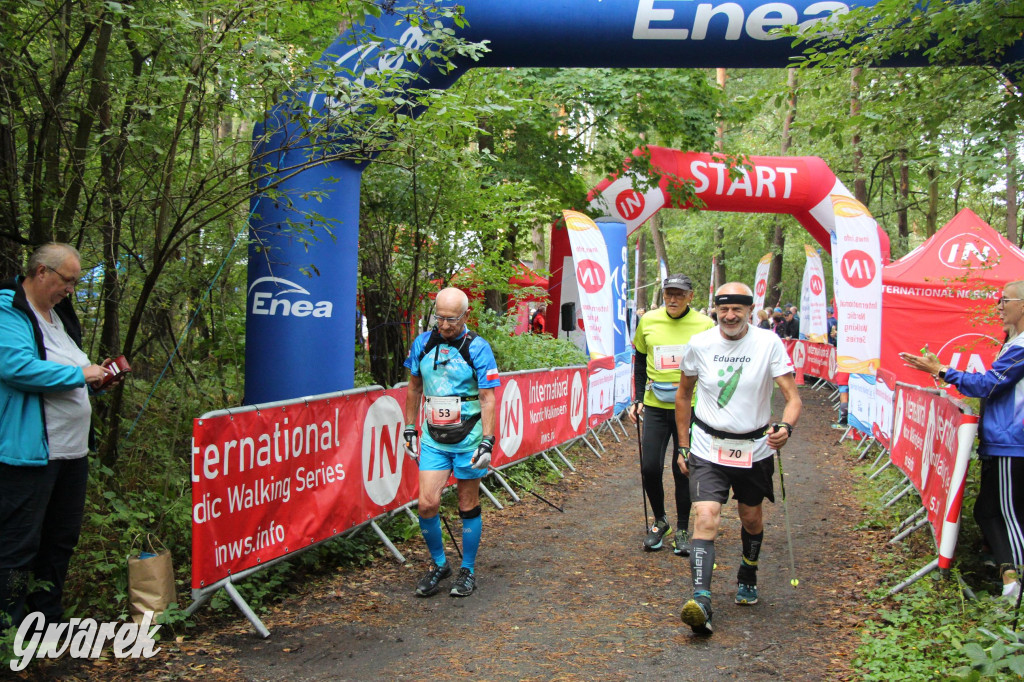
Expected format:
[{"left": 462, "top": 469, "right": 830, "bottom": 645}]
[{"left": 98, "top": 355, "right": 131, "bottom": 389}]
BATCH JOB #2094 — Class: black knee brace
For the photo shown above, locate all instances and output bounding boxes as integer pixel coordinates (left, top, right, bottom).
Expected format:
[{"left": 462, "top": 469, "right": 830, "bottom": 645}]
[{"left": 459, "top": 505, "right": 482, "bottom": 520}]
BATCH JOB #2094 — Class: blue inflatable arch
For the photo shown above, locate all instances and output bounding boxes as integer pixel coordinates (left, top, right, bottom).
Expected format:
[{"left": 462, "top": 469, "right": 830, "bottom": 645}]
[{"left": 246, "top": 0, "right": 1016, "bottom": 403}]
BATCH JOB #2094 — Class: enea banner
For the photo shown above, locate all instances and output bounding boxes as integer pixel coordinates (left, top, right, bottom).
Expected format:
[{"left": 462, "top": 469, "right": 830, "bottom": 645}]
[
  {"left": 191, "top": 387, "right": 417, "bottom": 588},
  {"left": 564, "top": 210, "right": 615, "bottom": 358},
  {"left": 752, "top": 252, "right": 772, "bottom": 313},
  {"left": 494, "top": 367, "right": 587, "bottom": 466},
  {"left": 799, "top": 245, "right": 828, "bottom": 342},
  {"left": 890, "top": 384, "right": 979, "bottom": 568}
]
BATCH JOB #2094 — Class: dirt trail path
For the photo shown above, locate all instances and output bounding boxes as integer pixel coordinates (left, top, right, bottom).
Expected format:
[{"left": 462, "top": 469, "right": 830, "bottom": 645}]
[{"left": 56, "top": 386, "right": 890, "bottom": 681}]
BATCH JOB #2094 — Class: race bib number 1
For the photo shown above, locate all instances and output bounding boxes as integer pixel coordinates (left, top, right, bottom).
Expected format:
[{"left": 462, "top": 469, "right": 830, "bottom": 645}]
[
  {"left": 426, "top": 396, "right": 461, "bottom": 426},
  {"left": 653, "top": 345, "right": 685, "bottom": 371},
  {"left": 711, "top": 437, "right": 753, "bottom": 468}
]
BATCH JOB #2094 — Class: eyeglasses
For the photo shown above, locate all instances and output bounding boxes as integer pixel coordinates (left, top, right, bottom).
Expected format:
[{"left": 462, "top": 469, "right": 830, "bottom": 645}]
[
  {"left": 998, "top": 297, "right": 1023, "bottom": 306},
  {"left": 46, "top": 266, "right": 79, "bottom": 287},
  {"left": 436, "top": 312, "right": 466, "bottom": 325}
]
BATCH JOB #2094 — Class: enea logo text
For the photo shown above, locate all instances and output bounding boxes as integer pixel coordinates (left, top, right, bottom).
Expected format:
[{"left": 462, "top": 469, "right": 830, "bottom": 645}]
[
  {"left": 633, "top": 0, "right": 848, "bottom": 41},
  {"left": 249, "top": 277, "right": 333, "bottom": 318}
]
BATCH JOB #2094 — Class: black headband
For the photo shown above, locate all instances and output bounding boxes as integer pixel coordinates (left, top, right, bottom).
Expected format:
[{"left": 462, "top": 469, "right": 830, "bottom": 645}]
[{"left": 714, "top": 294, "right": 754, "bottom": 306}]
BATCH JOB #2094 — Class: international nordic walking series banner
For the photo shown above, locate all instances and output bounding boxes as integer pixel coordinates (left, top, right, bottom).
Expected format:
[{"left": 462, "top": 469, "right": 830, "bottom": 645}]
[
  {"left": 752, "top": 252, "right": 772, "bottom": 314},
  {"left": 799, "top": 245, "right": 828, "bottom": 342},
  {"left": 192, "top": 366, "right": 591, "bottom": 589},
  {"left": 564, "top": 210, "right": 615, "bottom": 358}
]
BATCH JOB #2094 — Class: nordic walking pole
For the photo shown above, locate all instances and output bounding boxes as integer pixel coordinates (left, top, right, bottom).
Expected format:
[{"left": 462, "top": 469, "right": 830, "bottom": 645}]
[
  {"left": 774, "top": 439, "right": 798, "bottom": 588},
  {"left": 634, "top": 405, "right": 651, "bottom": 531},
  {"left": 489, "top": 467, "right": 563, "bottom": 512},
  {"left": 440, "top": 513, "right": 462, "bottom": 559}
]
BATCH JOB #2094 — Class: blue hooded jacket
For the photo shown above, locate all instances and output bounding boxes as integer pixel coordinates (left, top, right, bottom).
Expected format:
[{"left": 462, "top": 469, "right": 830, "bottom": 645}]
[
  {"left": 946, "top": 334, "right": 1024, "bottom": 458},
  {"left": 0, "top": 277, "right": 88, "bottom": 466}
]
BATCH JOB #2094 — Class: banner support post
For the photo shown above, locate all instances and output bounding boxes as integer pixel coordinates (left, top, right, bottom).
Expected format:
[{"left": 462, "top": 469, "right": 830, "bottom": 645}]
[
  {"left": 487, "top": 468, "right": 521, "bottom": 503},
  {"left": 369, "top": 521, "right": 406, "bottom": 563},
  {"left": 551, "top": 448, "right": 577, "bottom": 472},
  {"left": 540, "top": 452, "right": 564, "bottom": 478},
  {"left": 888, "top": 558, "right": 939, "bottom": 596},
  {"left": 479, "top": 482, "right": 504, "bottom": 510}
]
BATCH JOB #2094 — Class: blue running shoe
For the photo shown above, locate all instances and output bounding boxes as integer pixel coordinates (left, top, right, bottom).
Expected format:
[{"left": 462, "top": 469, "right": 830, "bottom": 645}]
[{"left": 735, "top": 583, "right": 758, "bottom": 605}]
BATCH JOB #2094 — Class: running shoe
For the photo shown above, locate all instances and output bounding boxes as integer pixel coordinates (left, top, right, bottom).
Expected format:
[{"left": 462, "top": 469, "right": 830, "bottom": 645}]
[
  {"left": 450, "top": 567, "right": 476, "bottom": 597},
  {"left": 643, "top": 519, "right": 671, "bottom": 551},
  {"left": 672, "top": 529, "right": 691, "bottom": 557},
  {"left": 415, "top": 561, "right": 451, "bottom": 597},
  {"left": 681, "top": 594, "right": 713, "bottom": 635},
  {"left": 735, "top": 583, "right": 759, "bottom": 605}
]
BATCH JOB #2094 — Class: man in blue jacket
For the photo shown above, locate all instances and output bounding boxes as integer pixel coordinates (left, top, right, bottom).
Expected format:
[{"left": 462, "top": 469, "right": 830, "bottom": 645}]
[
  {"left": 901, "top": 280, "right": 1024, "bottom": 601},
  {"left": 0, "top": 243, "right": 109, "bottom": 628}
]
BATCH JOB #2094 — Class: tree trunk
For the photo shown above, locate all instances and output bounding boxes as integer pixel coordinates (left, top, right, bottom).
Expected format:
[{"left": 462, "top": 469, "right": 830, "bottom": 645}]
[
  {"left": 634, "top": 231, "right": 648, "bottom": 309},
  {"left": 850, "top": 67, "right": 868, "bottom": 204},
  {"left": 712, "top": 68, "right": 727, "bottom": 287},
  {"left": 1008, "top": 143, "right": 1019, "bottom": 245},
  {"left": 926, "top": 165, "right": 938, "bottom": 237},
  {"left": 768, "top": 68, "right": 798, "bottom": 305},
  {"left": 898, "top": 148, "right": 909, "bottom": 253}
]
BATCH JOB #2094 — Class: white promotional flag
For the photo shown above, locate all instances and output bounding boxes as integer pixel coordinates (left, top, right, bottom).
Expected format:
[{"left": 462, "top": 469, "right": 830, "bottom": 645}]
[
  {"left": 808, "top": 183, "right": 882, "bottom": 374},
  {"left": 563, "top": 210, "right": 615, "bottom": 358},
  {"left": 587, "top": 173, "right": 666, "bottom": 234},
  {"left": 752, "top": 252, "right": 772, "bottom": 313},
  {"left": 799, "top": 245, "right": 828, "bottom": 342}
]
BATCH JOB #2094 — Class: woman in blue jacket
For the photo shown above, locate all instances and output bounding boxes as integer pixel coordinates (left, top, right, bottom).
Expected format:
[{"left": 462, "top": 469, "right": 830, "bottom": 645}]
[
  {"left": 0, "top": 243, "right": 108, "bottom": 628},
  {"left": 901, "top": 280, "right": 1024, "bottom": 601}
]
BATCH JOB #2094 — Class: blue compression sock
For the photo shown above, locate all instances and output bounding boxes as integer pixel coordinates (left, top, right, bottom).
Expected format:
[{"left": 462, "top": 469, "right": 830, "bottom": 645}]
[
  {"left": 418, "top": 514, "right": 446, "bottom": 566},
  {"left": 460, "top": 513, "right": 482, "bottom": 572}
]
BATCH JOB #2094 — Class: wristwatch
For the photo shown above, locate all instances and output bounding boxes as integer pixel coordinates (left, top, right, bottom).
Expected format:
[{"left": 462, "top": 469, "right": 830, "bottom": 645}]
[
  {"left": 776, "top": 422, "right": 794, "bottom": 437},
  {"left": 937, "top": 366, "right": 949, "bottom": 381}
]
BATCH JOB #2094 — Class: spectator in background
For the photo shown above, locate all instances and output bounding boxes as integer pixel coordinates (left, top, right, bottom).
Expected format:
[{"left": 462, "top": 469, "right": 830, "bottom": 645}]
[
  {"left": 827, "top": 306, "right": 838, "bottom": 347},
  {"left": 755, "top": 309, "right": 771, "bottom": 330},
  {"left": 530, "top": 304, "right": 547, "bottom": 335},
  {"left": 900, "top": 281, "right": 1024, "bottom": 601},
  {"left": 782, "top": 308, "right": 800, "bottom": 339},
  {"left": 771, "top": 308, "right": 786, "bottom": 338},
  {"left": 0, "top": 243, "right": 111, "bottom": 629}
]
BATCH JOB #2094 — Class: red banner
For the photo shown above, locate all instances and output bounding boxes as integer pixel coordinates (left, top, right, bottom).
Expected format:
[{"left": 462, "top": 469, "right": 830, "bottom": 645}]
[
  {"left": 783, "top": 340, "right": 835, "bottom": 386},
  {"left": 192, "top": 366, "right": 592, "bottom": 589},
  {"left": 889, "top": 384, "right": 977, "bottom": 563},
  {"left": 493, "top": 367, "right": 587, "bottom": 467},
  {"left": 191, "top": 387, "right": 419, "bottom": 588}
]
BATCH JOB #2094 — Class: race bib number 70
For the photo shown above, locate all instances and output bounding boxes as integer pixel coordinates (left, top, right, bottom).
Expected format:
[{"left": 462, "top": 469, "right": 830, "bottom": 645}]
[{"left": 711, "top": 436, "right": 753, "bottom": 468}]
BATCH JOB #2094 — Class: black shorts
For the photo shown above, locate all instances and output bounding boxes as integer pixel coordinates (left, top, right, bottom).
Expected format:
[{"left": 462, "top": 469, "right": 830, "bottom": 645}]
[{"left": 688, "top": 455, "right": 775, "bottom": 506}]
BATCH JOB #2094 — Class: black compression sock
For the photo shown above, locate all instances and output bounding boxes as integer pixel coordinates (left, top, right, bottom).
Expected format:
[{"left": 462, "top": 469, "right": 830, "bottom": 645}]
[
  {"left": 738, "top": 528, "right": 763, "bottom": 584},
  {"left": 691, "top": 539, "right": 715, "bottom": 594}
]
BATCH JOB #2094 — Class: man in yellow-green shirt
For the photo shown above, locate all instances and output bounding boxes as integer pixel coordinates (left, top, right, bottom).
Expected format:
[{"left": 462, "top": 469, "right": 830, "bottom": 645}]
[{"left": 627, "top": 274, "right": 715, "bottom": 555}]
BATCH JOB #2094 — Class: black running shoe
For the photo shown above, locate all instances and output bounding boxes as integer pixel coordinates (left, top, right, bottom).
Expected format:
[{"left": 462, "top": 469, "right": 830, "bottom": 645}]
[
  {"left": 673, "top": 529, "right": 691, "bottom": 557},
  {"left": 681, "top": 595, "right": 714, "bottom": 635},
  {"left": 415, "top": 561, "right": 451, "bottom": 597},
  {"left": 643, "top": 520, "right": 671, "bottom": 551},
  {"left": 449, "top": 567, "right": 476, "bottom": 597}
]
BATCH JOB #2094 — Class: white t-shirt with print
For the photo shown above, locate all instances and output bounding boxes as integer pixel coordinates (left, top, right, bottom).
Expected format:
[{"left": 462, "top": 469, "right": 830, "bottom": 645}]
[{"left": 681, "top": 325, "right": 794, "bottom": 463}]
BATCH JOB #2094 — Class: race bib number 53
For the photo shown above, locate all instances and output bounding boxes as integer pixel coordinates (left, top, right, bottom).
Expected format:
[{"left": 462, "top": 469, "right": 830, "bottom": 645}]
[
  {"left": 711, "top": 437, "right": 753, "bottom": 468},
  {"left": 426, "top": 396, "right": 460, "bottom": 426}
]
